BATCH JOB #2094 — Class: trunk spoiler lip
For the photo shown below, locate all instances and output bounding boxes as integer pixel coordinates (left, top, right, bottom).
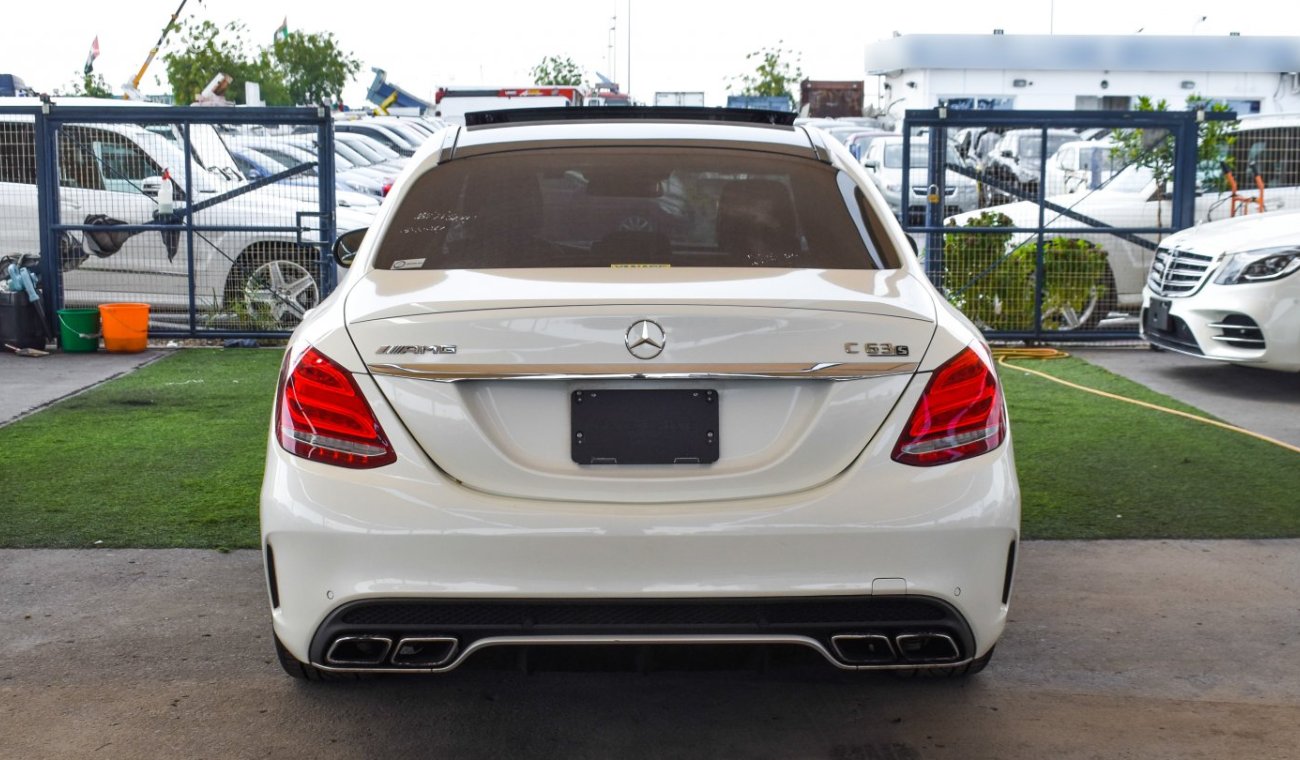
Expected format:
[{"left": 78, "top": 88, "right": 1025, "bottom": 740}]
[{"left": 366, "top": 361, "right": 919, "bottom": 383}]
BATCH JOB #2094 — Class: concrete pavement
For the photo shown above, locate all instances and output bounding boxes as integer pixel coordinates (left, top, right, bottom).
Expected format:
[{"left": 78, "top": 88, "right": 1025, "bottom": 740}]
[
  {"left": 1, "top": 540, "right": 1296, "bottom": 759},
  {"left": 0, "top": 349, "right": 165, "bottom": 426}
]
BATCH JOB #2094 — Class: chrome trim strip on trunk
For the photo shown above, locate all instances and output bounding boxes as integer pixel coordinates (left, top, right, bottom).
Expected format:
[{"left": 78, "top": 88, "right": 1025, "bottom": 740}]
[
  {"left": 367, "top": 361, "right": 919, "bottom": 383},
  {"left": 311, "top": 633, "right": 974, "bottom": 674}
]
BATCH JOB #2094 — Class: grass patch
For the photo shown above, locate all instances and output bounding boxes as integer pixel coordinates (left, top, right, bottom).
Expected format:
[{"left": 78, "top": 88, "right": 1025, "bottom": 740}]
[
  {"left": 1000, "top": 356, "right": 1300, "bottom": 539},
  {"left": 0, "top": 349, "right": 281, "bottom": 548},
  {"left": 0, "top": 350, "right": 1295, "bottom": 548}
]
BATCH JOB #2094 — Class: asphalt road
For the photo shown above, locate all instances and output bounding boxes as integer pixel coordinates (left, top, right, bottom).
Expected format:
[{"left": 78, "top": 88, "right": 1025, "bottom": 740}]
[{"left": 2, "top": 540, "right": 1298, "bottom": 759}]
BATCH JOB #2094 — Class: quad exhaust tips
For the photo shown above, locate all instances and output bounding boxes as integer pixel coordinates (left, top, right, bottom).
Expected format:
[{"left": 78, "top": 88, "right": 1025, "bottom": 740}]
[
  {"left": 324, "top": 635, "right": 459, "bottom": 668},
  {"left": 391, "top": 637, "right": 459, "bottom": 667},
  {"left": 831, "top": 632, "right": 960, "bottom": 665},
  {"left": 325, "top": 635, "right": 394, "bottom": 666}
]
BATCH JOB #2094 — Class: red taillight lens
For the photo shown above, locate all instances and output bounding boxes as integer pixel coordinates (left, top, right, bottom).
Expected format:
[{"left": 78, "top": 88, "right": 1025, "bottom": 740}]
[
  {"left": 381, "top": 180, "right": 393, "bottom": 196},
  {"left": 276, "top": 346, "right": 396, "bottom": 468},
  {"left": 892, "top": 345, "right": 1005, "bottom": 467}
]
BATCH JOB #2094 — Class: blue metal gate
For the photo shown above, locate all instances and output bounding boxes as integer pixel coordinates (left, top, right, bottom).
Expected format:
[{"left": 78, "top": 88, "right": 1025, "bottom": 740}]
[
  {"left": 1, "top": 103, "right": 339, "bottom": 342},
  {"left": 896, "top": 108, "right": 1237, "bottom": 341}
]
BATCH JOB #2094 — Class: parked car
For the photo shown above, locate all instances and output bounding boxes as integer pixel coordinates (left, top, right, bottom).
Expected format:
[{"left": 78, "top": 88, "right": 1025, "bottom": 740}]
[
  {"left": 1044, "top": 139, "right": 1118, "bottom": 196},
  {"left": 262, "top": 108, "right": 1020, "bottom": 681},
  {"left": 861, "top": 136, "right": 978, "bottom": 225},
  {"left": 229, "top": 147, "right": 381, "bottom": 214},
  {"left": 0, "top": 97, "right": 371, "bottom": 328},
  {"left": 981, "top": 128, "right": 1078, "bottom": 203},
  {"left": 1142, "top": 210, "right": 1300, "bottom": 371}
]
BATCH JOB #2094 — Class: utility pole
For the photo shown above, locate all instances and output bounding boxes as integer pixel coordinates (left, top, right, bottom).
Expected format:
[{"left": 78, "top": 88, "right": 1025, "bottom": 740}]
[
  {"left": 627, "top": 0, "right": 633, "bottom": 99},
  {"left": 608, "top": 13, "right": 617, "bottom": 84}
]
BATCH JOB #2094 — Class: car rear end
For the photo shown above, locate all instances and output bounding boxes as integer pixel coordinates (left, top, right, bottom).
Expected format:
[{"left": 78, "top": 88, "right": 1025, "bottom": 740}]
[{"left": 261, "top": 111, "right": 1021, "bottom": 677}]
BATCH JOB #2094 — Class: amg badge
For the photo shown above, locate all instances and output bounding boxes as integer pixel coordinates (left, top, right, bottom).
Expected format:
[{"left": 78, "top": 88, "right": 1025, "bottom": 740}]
[{"left": 376, "top": 345, "right": 458, "bottom": 355}]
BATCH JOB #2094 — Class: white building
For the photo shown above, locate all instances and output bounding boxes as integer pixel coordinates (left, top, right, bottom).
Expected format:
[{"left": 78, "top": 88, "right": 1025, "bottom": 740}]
[{"left": 864, "top": 33, "right": 1300, "bottom": 116}]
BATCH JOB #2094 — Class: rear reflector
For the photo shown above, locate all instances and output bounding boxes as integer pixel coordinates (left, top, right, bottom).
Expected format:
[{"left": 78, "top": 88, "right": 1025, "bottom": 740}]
[
  {"left": 276, "top": 346, "right": 397, "bottom": 468},
  {"left": 892, "top": 345, "right": 1005, "bottom": 467}
]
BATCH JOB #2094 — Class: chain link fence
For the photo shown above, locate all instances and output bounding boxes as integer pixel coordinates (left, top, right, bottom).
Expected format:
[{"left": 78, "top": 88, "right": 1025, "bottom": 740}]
[
  {"left": 1, "top": 104, "right": 364, "bottom": 344},
  {"left": 881, "top": 107, "right": 1269, "bottom": 341}
]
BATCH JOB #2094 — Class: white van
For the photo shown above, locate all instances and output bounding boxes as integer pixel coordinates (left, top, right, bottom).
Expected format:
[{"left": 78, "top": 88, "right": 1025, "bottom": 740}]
[{"left": 0, "top": 97, "right": 372, "bottom": 328}]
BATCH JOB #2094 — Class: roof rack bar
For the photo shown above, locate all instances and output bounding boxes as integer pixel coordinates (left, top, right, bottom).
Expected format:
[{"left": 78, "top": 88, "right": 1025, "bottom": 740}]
[{"left": 464, "top": 106, "right": 797, "bottom": 129}]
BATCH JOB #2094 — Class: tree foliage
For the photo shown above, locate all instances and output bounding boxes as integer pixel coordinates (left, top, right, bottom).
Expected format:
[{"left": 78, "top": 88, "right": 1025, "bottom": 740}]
[
  {"left": 272, "top": 31, "right": 361, "bottom": 105},
  {"left": 162, "top": 18, "right": 358, "bottom": 106},
  {"left": 1109, "top": 95, "right": 1238, "bottom": 227},
  {"left": 530, "top": 55, "right": 584, "bottom": 86},
  {"left": 57, "top": 72, "right": 113, "bottom": 98},
  {"left": 728, "top": 43, "right": 803, "bottom": 101}
]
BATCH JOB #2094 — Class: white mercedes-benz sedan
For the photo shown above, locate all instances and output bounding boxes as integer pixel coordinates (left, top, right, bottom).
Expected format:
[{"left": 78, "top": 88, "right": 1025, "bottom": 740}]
[
  {"left": 261, "top": 108, "right": 1020, "bottom": 680},
  {"left": 1143, "top": 210, "right": 1300, "bottom": 372}
]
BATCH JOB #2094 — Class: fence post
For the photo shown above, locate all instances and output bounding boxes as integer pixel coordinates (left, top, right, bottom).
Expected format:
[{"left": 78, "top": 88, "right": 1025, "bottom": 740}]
[
  {"left": 32, "top": 104, "right": 63, "bottom": 333},
  {"left": 317, "top": 107, "right": 337, "bottom": 294},
  {"left": 1170, "top": 110, "right": 1201, "bottom": 231},
  {"left": 925, "top": 112, "right": 947, "bottom": 289},
  {"left": 183, "top": 123, "right": 198, "bottom": 334}
]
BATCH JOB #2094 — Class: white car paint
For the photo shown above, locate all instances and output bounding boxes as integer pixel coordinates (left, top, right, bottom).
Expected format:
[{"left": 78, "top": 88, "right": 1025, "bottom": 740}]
[
  {"left": 262, "top": 117, "right": 1020, "bottom": 678},
  {"left": 1142, "top": 210, "right": 1300, "bottom": 371}
]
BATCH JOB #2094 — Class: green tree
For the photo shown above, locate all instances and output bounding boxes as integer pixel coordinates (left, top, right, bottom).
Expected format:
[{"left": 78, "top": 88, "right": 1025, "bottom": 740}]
[
  {"left": 530, "top": 55, "right": 584, "bottom": 86},
  {"left": 728, "top": 43, "right": 802, "bottom": 102},
  {"left": 163, "top": 18, "right": 358, "bottom": 106},
  {"left": 1109, "top": 94, "right": 1237, "bottom": 229},
  {"left": 163, "top": 19, "right": 284, "bottom": 105},
  {"left": 271, "top": 31, "right": 360, "bottom": 106},
  {"left": 57, "top": 71, "right": 114, "bottom": 98}
]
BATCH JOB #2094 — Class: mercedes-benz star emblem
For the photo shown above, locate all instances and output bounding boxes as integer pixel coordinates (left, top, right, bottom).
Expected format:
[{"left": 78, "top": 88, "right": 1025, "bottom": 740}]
[{"left": 625, "top": 319, "right": 666, "bottom": 360}]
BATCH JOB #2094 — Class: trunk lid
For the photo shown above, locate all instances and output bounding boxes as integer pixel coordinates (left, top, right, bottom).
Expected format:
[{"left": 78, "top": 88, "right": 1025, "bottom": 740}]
[{"left": 346, "top": 268, "right": 937, "bottom": 503}]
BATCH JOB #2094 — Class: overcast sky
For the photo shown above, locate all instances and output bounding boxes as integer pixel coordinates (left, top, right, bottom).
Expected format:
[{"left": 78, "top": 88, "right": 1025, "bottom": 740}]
[{"left": 2, "top": 0, "right": 1295, "bottom": 107}]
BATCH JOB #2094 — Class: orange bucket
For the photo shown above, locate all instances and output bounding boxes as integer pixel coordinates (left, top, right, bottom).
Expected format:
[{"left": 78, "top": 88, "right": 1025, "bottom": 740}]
[{"left": 98, "top": 303, "right": 150, "bottom": 353}]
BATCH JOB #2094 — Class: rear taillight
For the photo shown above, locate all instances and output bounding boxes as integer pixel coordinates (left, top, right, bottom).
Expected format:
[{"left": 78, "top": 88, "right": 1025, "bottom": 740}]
[
  {"left": 892, "top": 345, "right": 1005, "bottom": 467},
  {"left": 381, "top": 180, "right": 393, "bottom": 196},
  {"left": 276, "top": 346, "right": 396, "bottom": 468}
]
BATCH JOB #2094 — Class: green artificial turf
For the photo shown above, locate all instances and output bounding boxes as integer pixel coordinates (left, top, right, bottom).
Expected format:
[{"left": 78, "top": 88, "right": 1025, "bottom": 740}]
[
  {"left": 0, "top": 349, "right": 1295, "bottom": 548},
  {"left": 999, "top": 355, "right": 1300, "bottom": 539},
  {"left": 0, "top": 349, "right": 282, "bottom": 549}
]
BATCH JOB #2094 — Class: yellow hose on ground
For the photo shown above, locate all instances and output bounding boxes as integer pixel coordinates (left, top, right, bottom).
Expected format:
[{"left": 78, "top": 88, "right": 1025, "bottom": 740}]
[{"left": 991, "top": 347, "right": 1300, "bottom": 455}]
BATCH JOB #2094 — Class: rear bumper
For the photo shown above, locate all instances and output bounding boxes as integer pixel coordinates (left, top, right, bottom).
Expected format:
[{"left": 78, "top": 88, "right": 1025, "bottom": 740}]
[
  {"left": 307, "top": 596, "right": 979, "bottom": 673},
  {"left": 262, "top": 443, "right": 1019, "bottom": 671}
]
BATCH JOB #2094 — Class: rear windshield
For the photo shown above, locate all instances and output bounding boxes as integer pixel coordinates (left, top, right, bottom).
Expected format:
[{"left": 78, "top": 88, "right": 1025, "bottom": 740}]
[{"left": 374, "top": 147, "right": 900, "bottom": 270}]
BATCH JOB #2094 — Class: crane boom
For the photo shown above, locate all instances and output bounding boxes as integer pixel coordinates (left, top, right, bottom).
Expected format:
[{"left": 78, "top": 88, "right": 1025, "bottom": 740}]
[{"left": 124, "top": 0, "right": 191, "bottom": 99}]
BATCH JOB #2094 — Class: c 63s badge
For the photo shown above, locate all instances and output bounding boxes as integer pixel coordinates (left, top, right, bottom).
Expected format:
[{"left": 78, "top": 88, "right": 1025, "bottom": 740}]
[
  {"left": 376, "top": 345, "right": 458, "bottom": 355},
  {"left": 844, "top": 342, "right": 909, "bottom": 357}
]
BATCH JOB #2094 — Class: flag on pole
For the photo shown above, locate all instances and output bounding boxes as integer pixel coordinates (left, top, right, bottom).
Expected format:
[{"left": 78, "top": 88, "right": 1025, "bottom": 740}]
[
  {"left": 84, "top": 36, "right": 100, "bottom": 75},
  {"left": 274, "top": 17, "right": 289, "bottom": 42}
]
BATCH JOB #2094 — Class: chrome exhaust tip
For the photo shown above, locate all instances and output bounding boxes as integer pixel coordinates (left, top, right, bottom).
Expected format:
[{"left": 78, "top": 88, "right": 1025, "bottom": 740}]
[
  {"left": 894, "top": 633, "right": 960, "bottom": 663},
  {"left": 830, "top": 634, "right": 896, "bottom": 665},
  {"left": 391, "top": 637, "right": 459, "bottom": 668},
  {"left": 324, "top": 635, "right": 393, "bottom": 666}
]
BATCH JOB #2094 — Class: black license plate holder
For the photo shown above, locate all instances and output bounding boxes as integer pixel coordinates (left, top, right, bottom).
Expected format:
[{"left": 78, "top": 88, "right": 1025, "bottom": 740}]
[
  {"left": 571, "top": 389, "right": 718, "bottom": 465},
  {"left": 1147, "top": 297, "right": 1172, "bottom": 333}
]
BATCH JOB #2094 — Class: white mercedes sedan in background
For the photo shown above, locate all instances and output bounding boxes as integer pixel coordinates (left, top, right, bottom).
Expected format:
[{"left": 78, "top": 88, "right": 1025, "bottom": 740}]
[
  {"left": 1143, "top": 210, "right": 1300, "bottom": 372},
  {"left": 261, "top": 108, "right": 1020, "bottom": 680}
]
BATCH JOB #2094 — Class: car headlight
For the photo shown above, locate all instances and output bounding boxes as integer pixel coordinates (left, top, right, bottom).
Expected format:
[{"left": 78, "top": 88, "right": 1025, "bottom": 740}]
[
  {"left": 885, "top": 183, "right": 901, "bottom": 192},
  {"left": 1213, "top": 246, "right": 1300, "bottom": 284}
]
